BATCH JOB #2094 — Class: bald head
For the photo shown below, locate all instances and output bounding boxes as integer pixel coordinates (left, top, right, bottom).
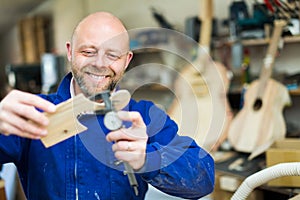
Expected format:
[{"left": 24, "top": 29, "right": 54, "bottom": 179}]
[{"left": 71, "top": 12, "right": 130, "bottom": 50}]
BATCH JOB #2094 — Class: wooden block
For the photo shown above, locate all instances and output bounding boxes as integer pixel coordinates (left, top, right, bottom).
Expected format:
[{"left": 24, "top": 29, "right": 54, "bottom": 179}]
[
  {"left": 19, "top": 16, "right": 48, "bottom": 64},
  {"left": 19, "top": 17, "right": 38, "bottom": 63},
  {"left": 41, "top": 90, "right": 131, "bottom": 148},
  {"left": 35, "top": 16, "right": 46, "bottom": 60},
  {"left": 0, "top": 179, "right": 7, "bottom": 200},
  {"left": 41, "top": 94, "right": 105, "bottom": 148}
]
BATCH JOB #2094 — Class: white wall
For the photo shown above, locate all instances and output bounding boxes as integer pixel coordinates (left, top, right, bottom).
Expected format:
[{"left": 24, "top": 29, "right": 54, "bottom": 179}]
[
  {"left": 0, "top": 26, "right": 23, "bottom": 66},
  {"left": 86, "top": 0, "right": 201, "bottom": 30},
  {"left": 0, "top": 0, "right": 246, "bottom": 59},
  {"left": 249, "top": 43, "right": 300, "bottom": 76},
  {"left": 53, "top": 0, "right": 300, "bottom": 76},
  {"left": 53, "top": 0, "right": 235, "bottom": 54},
  {"left": 53, "top": 0, "right": 86, "bottom": 55}
]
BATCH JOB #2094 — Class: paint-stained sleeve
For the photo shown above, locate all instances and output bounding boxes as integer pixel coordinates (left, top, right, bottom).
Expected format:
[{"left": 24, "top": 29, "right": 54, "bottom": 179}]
[{"left": 133, "top": 100, "right": 215, "bottom": 199}]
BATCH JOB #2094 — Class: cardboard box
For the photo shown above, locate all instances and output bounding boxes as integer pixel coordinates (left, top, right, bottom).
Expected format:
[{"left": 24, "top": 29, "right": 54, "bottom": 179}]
[
  {"left": 212, "top": 171, "right": 264, "bottom": 200},
  {"left": 266, "top": 139, "right": 300, "bottom": 187}
]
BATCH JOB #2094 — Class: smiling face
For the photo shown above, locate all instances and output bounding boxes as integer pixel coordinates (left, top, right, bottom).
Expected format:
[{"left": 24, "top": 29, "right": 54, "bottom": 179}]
[{"left": 66, "top": 12, "right": 133, "bottom": 97}]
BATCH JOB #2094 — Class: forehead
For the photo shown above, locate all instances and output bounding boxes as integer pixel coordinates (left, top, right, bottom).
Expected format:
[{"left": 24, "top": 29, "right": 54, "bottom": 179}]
[{"left": 73, "top": 23, "right": 129, "bottom": 51}]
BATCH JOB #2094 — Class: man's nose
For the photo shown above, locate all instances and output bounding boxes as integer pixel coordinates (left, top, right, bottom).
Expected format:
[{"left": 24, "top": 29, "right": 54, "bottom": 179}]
[{"left": 93, "top": 53, "right": 110, "bottom": 67}]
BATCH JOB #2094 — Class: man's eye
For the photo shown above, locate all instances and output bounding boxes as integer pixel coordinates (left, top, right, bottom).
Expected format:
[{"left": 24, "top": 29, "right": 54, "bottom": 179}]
[
  {"left": 106, "top": 53, "right": 120, "bottom": 61},
  {"left": 81, "top": 51, "right": 96, "bottom": 57}
]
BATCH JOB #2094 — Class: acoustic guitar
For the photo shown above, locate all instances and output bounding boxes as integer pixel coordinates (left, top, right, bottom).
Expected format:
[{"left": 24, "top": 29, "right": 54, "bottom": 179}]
[
  {"left": 228, "top": 20, "right": 291, "bottom": 158},
  {"left": 167, "top": 0, "right": 232, "bottom": 151}
]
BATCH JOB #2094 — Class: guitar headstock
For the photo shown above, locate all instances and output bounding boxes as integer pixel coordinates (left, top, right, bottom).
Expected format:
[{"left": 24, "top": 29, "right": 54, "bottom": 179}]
[
  {"left": 257, "top": 19, "right": 287, "bottom": 96},
  {"left": 264, "top": 19, "right": 287, "bottom": 69}
]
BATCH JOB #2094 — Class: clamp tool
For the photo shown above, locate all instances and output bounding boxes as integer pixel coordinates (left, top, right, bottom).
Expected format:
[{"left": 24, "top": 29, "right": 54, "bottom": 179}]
[{"left": 40, "top": 90, "right": 138, "bottom": 195}]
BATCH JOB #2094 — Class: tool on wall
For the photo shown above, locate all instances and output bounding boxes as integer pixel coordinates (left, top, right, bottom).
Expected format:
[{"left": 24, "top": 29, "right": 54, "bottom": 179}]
[
  {"left": 264, "top": 0, "right": 299, "bottom": 20},
  {"left": 150, "top": 7, "right": 174, "bottom": 30}
]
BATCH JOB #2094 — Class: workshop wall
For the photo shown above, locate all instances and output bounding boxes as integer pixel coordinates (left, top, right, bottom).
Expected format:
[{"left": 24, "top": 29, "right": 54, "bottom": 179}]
[
  {"left": 0, "top": 0, "right": 244, "bottom": 66},
  {"left": 52, "top": 0, "right": 235, "bottom": 54},
  {"left": 0, "top": 0, "right": 299, "bottom": 98}
]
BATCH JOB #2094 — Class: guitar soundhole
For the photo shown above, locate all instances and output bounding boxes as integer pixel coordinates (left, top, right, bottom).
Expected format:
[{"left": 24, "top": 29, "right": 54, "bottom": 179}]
[{"left": 253, "top": 98, "right": 262, "bottom": 111}]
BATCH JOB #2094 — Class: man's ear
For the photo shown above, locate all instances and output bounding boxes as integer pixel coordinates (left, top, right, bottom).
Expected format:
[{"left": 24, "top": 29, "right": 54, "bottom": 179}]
[
  {"left": 124, "top": 51, "right": 133, "bottom": 70},
  {"left": 66, "top": 42, "right": 72, "bottom": 61}
]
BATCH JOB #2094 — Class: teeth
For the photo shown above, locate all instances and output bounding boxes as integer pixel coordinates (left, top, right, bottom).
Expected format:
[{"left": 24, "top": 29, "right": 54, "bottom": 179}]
[{"left": 89, "top": 74, "right": 105, "bottom": 80}]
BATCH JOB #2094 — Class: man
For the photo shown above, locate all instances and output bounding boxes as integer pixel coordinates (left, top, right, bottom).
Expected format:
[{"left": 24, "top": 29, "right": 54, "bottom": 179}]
[{"left": 0, "top": 12, "right": 214, "bottom": 199}]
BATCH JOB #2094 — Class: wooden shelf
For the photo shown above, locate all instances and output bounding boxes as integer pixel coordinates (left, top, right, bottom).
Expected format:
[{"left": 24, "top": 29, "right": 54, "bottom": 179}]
[
  {"left": 241, "top": 35, "right": 300, "bottom": 46},
  {"left": 229, "top": 85, "right": 300, "bottom": 96},
  {"left": 224, "top": 35, "right": 300, "bottom": 47},
  {"left": 289, "top": 88, "right": 300, "bottom": 96}
]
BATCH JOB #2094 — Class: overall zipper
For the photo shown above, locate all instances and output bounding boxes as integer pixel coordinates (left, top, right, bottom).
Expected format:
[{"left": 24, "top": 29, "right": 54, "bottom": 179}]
[{"left": 74, "top": 135, "right": 79, "bottom": 200}]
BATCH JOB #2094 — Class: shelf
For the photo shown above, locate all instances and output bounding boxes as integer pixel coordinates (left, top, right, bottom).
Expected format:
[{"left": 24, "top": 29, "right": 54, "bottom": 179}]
[
  {"left": 289, "top": 88, "right": 300, "bottom": 96},
  {"left": 229, "top": 85, "right": 300, "bottom": 96},
  {"left": 241, "top": 35, "right": 300, "bottom": 46},
  {"left": 224, "top": 35, "right": 300, "bottom": 47}
]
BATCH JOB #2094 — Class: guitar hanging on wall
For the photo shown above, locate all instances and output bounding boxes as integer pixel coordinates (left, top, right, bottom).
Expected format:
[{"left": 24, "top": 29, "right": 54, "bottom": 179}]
[
  {"left": 228, "top": 20, "right": 292, "bottom": 159},
  {"left": 167, "top": 0, "right": 232, "bottom": 151}
]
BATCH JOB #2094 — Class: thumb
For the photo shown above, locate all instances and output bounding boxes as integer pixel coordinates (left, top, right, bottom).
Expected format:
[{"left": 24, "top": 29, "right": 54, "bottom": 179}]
[{"left": 117, "top": 111, "right": 146, "bottom": 128}]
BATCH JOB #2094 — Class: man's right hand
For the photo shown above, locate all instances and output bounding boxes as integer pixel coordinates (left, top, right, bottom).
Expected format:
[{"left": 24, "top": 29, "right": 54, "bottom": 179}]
[{"left": 0, "top": 90, "right": 56, "bottom": 139}]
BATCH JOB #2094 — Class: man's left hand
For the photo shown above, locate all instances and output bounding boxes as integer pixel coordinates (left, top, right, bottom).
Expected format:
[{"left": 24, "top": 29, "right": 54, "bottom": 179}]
[{"left": 106, "top": 111, "right": 148, "bottom": 170}]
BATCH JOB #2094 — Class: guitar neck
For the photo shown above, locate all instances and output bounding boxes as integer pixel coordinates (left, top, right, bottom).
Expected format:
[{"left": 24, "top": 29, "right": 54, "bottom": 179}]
[
  {"left": 257, "top": 20, "right": 286, "bottom": 97},
  {"left": 199, "top": 0, "right": 213, "bottom": 52}
]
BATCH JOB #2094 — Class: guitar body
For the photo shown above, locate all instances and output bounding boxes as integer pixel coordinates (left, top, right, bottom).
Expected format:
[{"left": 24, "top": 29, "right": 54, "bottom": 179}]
[
  {"left": 167, "top": 0, "right": 232, "bottom": 151},
  {"left": 228, "top": 79, "right": 291, "bottom": 153},
  {"left": 168, "top": 60, "right": 232, "bottom": 151}
]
